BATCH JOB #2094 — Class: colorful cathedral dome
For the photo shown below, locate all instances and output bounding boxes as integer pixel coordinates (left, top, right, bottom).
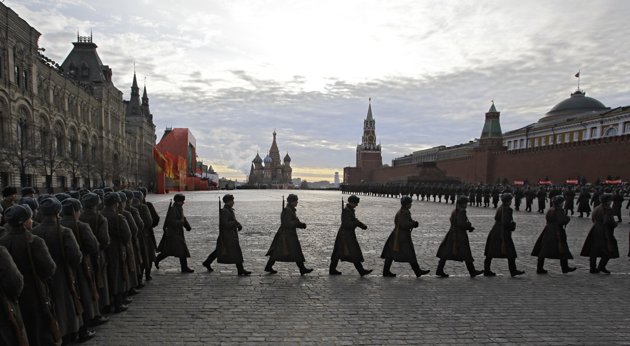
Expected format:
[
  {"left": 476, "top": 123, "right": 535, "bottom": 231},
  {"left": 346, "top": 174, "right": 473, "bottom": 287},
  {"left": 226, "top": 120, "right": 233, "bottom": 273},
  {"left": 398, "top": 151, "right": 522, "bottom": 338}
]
[{"left": 284, "top": 153, "right": 291, "bottom": 162}]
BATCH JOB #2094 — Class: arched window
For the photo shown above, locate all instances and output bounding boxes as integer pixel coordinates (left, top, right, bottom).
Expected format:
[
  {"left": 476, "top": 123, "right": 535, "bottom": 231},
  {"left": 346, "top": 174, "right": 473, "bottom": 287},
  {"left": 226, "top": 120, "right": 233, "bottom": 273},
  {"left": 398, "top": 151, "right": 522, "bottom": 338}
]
[
  {"left": 54, "top": 122, "right": 65, "bottom": 157},
  {"left": 604, "top": 127, "right": 617, "bottom": 137},
  {"left": 81, "top": 62, "right": 89, "bottom": 78},
  {"left": 16, "top": 107, "right": 30, "bottom": 147},
  {"left": 0, "top": 98, "right": 8, "bottom": 145}
]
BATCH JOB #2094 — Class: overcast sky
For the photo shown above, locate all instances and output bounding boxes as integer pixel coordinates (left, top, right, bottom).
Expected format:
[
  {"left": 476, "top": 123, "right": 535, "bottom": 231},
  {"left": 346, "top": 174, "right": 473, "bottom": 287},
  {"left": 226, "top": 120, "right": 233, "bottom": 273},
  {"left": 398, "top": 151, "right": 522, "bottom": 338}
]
[{"left": 9, "top": 0, "right": 630, "bottom": 181}]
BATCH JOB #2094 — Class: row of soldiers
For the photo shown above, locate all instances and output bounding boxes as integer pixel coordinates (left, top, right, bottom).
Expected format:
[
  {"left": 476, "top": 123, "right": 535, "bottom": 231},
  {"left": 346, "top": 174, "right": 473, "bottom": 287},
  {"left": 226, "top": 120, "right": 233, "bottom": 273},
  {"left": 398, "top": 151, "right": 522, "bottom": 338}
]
[
  {"left": 342, "top": 183, "right": 629, "bottom": 221},
  {"left": 0, "top": 186, "right": 159, "bottom": 345},
  {"left": 188, "top": 191, "right": 623, "bottom": 281}
]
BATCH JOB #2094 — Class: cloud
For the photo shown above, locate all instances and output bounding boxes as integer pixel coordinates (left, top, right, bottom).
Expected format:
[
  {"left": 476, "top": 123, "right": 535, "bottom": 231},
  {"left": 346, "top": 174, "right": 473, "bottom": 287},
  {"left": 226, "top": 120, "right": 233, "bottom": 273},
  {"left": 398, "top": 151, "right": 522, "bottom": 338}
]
[{"left": 8, "top": 0, "right": 630, "bottom": 182}]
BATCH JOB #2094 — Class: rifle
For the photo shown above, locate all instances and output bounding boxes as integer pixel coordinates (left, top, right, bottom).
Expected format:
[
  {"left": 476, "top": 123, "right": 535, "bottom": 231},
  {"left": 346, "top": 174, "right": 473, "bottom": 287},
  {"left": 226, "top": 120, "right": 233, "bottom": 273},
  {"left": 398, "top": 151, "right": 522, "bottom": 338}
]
[
  {"left": 163, "top": 200, "right": 173, "bottom": 234},
  {"left": 0, "top": 285, "right": 28, "bottom": 346},
  {"left": 218, "top": 197, "right": 227, "bottom": 255},
  {"left": 282, "top": 195, "right": 285, "bottom": 210}
]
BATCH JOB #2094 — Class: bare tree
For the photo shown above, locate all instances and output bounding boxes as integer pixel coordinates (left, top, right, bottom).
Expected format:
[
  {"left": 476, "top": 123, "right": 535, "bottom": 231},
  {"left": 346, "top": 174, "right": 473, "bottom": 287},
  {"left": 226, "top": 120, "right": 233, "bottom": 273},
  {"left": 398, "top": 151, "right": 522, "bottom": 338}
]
[
  {"left": 66, "top": 151, "right": 81, "bottom": 189},
  {"left": 4, "top": 118, "right": 39, "bottom": 187},
  {"left": 40, "top": 128, "right": 64, "bottom": 191}
]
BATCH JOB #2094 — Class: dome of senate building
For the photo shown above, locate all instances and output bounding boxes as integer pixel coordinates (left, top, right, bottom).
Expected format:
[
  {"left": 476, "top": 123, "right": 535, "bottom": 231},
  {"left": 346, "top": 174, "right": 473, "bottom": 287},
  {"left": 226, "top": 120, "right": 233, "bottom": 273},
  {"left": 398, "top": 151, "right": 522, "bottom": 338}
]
[{"left": 539, "top": 90, "right": 608, "bottom": 123}]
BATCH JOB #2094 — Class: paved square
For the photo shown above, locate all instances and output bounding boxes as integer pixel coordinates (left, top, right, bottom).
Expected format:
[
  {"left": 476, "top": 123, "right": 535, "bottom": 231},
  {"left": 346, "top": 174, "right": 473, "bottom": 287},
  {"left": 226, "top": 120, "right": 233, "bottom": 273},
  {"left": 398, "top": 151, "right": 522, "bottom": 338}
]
[{"left": 86, "top": 190, "right": 630, "bottom": 345}]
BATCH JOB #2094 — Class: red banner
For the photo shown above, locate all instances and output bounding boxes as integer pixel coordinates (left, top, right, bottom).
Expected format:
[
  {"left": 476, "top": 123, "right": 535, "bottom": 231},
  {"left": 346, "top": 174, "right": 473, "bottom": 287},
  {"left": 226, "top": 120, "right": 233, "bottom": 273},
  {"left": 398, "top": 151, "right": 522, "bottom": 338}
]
[
  {"left": 605, "top": 179, "right": 623, "bottom": 184},
  {"left": 538, "top": 180, "right": 552, "bottom": 185},
  {"left": 566, "top": 180, "right": 578, "bottom": 185},
  {"left": 513, "top": 180, "right": 524, "bottom": 185}
]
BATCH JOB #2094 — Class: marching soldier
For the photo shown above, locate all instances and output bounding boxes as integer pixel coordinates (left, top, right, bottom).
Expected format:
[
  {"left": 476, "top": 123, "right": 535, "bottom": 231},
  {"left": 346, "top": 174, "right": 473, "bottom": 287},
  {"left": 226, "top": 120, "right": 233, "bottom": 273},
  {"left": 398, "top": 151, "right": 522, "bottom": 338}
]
[
  {"left": 524, "top": 187, "right": 535, "bottom": 212},
  {"left": 264, "top": 194, "right": 313, "bottom": 275},
  {"left": 531, "top": 195, "right": 576, "bottom": 274},
  {"left": 611, "top": 189, "right": 624, "bottom": 223},
  {"left": 536, "top": 187, "right": 547, "bottom": 213},
  {"left": 202, "top": 194, "right": 251, "bottom": 275},
  {"left": 155, "top": 193, "right": 194, "bottom": 273},
  {"left": 577, "top": 187, "right": 592, "bottom": 218},
  {"left": 483, "top": 193, "right": 525, "bottom": 277},
  {"left": 117, "top": 192, "right": 141, "bottom": 292},
  {"left": 0, "top": 204, "right": 58, "bottom": 346},
  {"left": 514, "top": 187, "right": 524, "bottom": 211},
  {"left": 580, "top": 193, "right": 618, "bottom": 274},
  {"left": 563, "top": 187, "right": 576, "bottom": 216},
  {"left": 32, "top": 198, "right": 84, "bottom": 343},
  {"left": 330, "top": 195, "right": 373, "bottom": 276},
  {"left": 138, "top": 187, "right": 159, "bottom": 281},
  {"left": 380, "top": 196, "right": 430, "bottom": 277},
  {"left": 60, "top": 198, "right": 100, "bottom": 342},
  {"left": 435, "top": 196, "right": 484, "bottom": 278},
  {"left": 132, "top": 190, "right": 155, "bottom": 282}
]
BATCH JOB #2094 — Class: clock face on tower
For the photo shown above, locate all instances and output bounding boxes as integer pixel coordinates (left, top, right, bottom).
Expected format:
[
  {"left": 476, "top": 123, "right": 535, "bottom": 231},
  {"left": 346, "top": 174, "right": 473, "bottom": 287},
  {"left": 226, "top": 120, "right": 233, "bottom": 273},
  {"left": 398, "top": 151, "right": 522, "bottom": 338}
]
[{"left": 368, "top": 135, "right": 374, "bottom": 143}]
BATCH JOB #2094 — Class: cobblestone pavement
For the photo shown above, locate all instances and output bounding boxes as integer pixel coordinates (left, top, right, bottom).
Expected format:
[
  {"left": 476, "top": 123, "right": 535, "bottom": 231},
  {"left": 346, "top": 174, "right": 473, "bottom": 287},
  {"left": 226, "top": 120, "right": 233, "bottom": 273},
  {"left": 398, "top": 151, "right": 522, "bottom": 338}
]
[{"left": 86, "top": 190, "right": 630, "bottom": 345}]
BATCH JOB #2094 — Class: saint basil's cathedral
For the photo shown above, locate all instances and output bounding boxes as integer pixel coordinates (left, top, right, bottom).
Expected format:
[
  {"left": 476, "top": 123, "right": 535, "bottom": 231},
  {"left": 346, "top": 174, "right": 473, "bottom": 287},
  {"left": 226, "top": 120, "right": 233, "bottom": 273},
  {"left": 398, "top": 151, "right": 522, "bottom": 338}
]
[{"left": 248, "top": 131, "right": 293, "bottom": 186}]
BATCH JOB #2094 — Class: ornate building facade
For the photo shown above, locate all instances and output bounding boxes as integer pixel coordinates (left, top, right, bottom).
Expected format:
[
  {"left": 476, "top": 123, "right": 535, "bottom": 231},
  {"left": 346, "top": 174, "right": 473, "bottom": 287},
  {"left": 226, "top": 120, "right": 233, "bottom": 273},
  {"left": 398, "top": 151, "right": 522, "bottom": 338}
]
[
  {"left": 343, "top": 100, "right": 382, "bottom": 184},
  {"left": 248, "top": 131, "right": 292, "bottom": 186},
  {"left": 0, "top": 3, "right": 156, "bottom": 190}
]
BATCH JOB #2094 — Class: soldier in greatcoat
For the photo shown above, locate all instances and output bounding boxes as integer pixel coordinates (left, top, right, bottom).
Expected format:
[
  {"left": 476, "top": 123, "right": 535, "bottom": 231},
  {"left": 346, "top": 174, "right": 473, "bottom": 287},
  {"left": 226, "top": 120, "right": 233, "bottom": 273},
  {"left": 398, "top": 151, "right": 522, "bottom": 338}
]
[
  {"left": 264, "top": 194, "right": 313, "bottom": 275},
  {"left": 132, "top": 190, "right": 155, "bottom": 281},
  {"left": 563, "top": 187, "right": 576, "bottom": 216},
  {"left": 577, "top": 187, "right": 592, "bottom": 218},
  {"left": 116, "top": 192, "right": 140, "bottom": 293},
  {"left": 0, "top": 244, "right": 29, "bottom": 346},
  {"left": 611, "top": 189, "right": 624, "bottom": 222},
  {"left": 101, "top": 192, "right": 132, "bottom": 313},
  {"left": 329, "top": 195, "right": 373, "bottom": 276},
  {"left": 435, "top": 196, "right": 484, "bottom": 278},
  {"left": 155, "top": 193, "right": 194, "bottom": 273},
  {"left": 202, "top": 194, "right": 251, "bottom": 275},
  {"left": 536, "top": 187, "right": 547, "bottom": 213},
  {"left": 138, "top": 187, "right": 159, "bottom": 279},
  {"left": 483, "top": 193, "right": 525, "bottom": 277},
  {"left": 531, "top": 195, "right": 576, "bottom": 274},
  {"left": 380, "top": 196, "right": 430, "bottom": 278},
  {"left": 60, "top": 198, "right": 99, "bottom": 342},
  {"left": 525, "top": 187, "right": 535, "bottom": 212},
  {"left": 32, "top": 198, "right": 84, "bottom": 343},
  {"left": 123, "top": 190, "right": 146, "bottom": 288},
  {"left": 79, "top": 193, "right": 111, "bottom": 323},
  {"left": 580, "top": 193, "right": 618, "bottom": 274},
  {"left": 0, "top": 204, "right": 58, "bottom": 346}
]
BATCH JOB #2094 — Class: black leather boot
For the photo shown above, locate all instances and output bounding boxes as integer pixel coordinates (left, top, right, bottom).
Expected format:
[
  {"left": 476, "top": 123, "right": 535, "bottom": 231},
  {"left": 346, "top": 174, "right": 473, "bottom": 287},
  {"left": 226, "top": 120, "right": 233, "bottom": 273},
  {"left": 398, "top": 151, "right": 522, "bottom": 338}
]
[
  {"left": 466, "top": 261, "right": 483, "bottom": 277},
  {"left": 382, "top": 258, "right": 396, "bottom": 277},
  {"left": 329, "top": 258, "right": 342, "bottom": 275},
  {"left": 589, "top": 257, "right": 599, "bottom": 274},
  {"left": 484, "top": 257, "right": 496, "bottom": 276},
  {"left": 537, "top": 257, "right": 547, "bottom": 274},
  {"left": 180, "top": 257, "right": 194, "bottom": 273},
  {"left": 436, "top": 258, "right": 449, "bottom": 277}
]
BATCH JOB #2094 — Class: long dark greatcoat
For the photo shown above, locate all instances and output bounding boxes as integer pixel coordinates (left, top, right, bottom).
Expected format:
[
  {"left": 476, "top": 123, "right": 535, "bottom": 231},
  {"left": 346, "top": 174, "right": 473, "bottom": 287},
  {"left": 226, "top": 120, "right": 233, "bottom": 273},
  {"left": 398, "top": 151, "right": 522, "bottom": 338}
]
[
  {"left": 134, "top": 201, "right": 155, "bottom": 265},
  {"left": 265, "top": 205, "right": 306, "bottom": 262},
  {"left": 80, "top": 208, "right": 110, "bottom": 310},
  {"left": 32, "top": 219, "right": 83, "bottom": 337},
  {"left": 0, "top": 245, "right": 28, "bottom": 346},
  {"left": 215, "top": 206, "right": 244, "bottom": 264},
  {"left": 380, "top": 208, "right": 418, "bottom": 263},
  {"left": 580, "top": 205, "right": 619, "bottom": 258},
  {"left": 0, "top": 226, "right": 57, "bottom": 346},
  {"left": 531, "top": 207, "right": 572, "bottom": 259},
  {"left": 577, "top": 192, "right": 591, "bottom": 213},
  {"left": 102, "top": 206, "right": 131, "bottom": 297},
  {"left": 436, "top": 208, "right": 475, "bottom": 262},
  {"left": 119, "top": 208, "right": 139, "bottom": 289},
  {"left": 484, "top": 205, "right": 517, "bottom": 259},
  {"left": 59, "top": 217, "right": 100, "bottom": 321},
  {"left": 537, "top": 190, "right": 547, "bottom": 211},
  {"left": 157, "top": 203, "right": 191, "bottom": 258},
  {"left": 333, "top": 205, "right": 366, "bottom": 263}
]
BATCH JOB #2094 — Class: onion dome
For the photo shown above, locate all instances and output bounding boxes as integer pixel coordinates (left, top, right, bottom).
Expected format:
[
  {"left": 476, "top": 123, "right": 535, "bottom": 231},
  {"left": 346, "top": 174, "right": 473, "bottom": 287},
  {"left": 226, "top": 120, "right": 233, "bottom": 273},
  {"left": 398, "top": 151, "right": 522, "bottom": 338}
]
[
  {"left": 284, "top": 152, "right": 291, "bottom": 162},
  {"left": 253, "top": 153, "right": 263, "bottom": 164},
  {"left": 264, "top": 153, "right": 272, "bottom": 164}
]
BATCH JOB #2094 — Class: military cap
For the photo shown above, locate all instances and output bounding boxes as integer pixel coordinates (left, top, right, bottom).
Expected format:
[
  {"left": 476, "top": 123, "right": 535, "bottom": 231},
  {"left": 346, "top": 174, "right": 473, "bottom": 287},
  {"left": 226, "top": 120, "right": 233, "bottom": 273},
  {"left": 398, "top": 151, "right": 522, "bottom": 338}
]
[
  {"left": 55, "top": 193, "right": 71, "bottom": 202},
  {"left": 61, "top": 198, "right": 83, "bottom": 215},
  {"left": 400, "top": 196, "right": 413, "bottom": 206},
  {"left": 173, "top": 193, "right": 186, "bottom": 202},
  {"left": 117, "top": 191, "right": 127, "bottom": 202},
  {"left": 68, "top": 191, "right": 80, "bottom": 199},
  {"left": 4, "top": 204, "right": 32, "bottom": 226},
  {"left": 37, "top": 194, "right": 50, "bottom": 204},
  {"left": 347, "top": 195, "right": 360, "bottom": 204},
  {"left": 133, "top": 191, "right": 143, "bottom": 199},
  {"left": 93, "top": 189, "right": 104, "bottom": 198},
  {"left": 103, "top": 187, "right": 114, "bottom": 193},
  {"left": 81, "top": 193, "right": 100, "bottom": 209},
  {"left": 552, "top": 195, "right": 565, "bottom": 206},
  {"left": 2, "top": 186, "right": 17, "bottom": 197},
  {"left": 40, "top": 197, "right": 62, "bottom": 216},
  {"left": 286, "top": 194, "right": 298, "bottom": 202},
  {"left": 103, "top": 192, "right": 120, "bottom": 206},
  {"left": 18, "top": 197, "right": 38, "bottom": 211},
  {"left": 137, "top": 187, "right": 148, "bottom": 197},
  {"left": 456, "top": 195, "right": 469, "bottom": 205},
  {"left": 600, "top": 193, "right": 613, "bottom": 204},
  {"left": 121, "top": 190, "right": 133, "bottom": 200},
  {"left": 222, "top": 194, "right": 234, "bottom": 203},
  {"left": 500, "top": 193, "right": 513, "bottom": 203},
  {"left": 21, "top": 187, "right": 36, "bottom": 196},
  {"left": 78, "top": 188, "right": 89, "bottom": 197}
]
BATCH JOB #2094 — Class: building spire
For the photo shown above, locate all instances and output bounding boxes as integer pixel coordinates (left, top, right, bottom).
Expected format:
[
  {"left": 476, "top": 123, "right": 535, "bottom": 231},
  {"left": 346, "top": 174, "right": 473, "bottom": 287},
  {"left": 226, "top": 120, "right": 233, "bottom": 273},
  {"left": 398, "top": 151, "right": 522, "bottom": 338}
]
[{"left": 367, "top": 98, "right": 373, "bottom": 120}]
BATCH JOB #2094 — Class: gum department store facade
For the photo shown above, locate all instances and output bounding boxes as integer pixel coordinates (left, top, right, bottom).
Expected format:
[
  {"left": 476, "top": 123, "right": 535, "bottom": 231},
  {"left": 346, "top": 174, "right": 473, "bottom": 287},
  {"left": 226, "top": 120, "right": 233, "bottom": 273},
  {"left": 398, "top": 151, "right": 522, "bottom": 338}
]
[{"left": 0, "top": 3, "right": 156, "bottom": 190}]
